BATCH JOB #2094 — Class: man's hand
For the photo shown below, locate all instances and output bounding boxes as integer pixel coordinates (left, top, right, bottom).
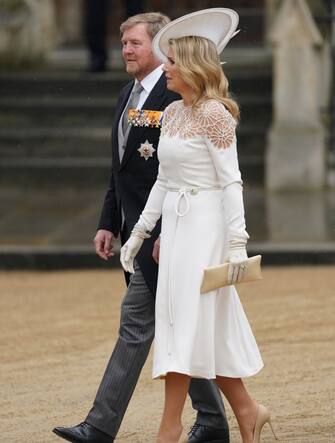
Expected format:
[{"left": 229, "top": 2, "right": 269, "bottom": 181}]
[
  {"left": 152, "top": 236, "right": 160, "bottom": 264},
  {"left": 93, "top": 229, "right": 114, "bottom": 261}
]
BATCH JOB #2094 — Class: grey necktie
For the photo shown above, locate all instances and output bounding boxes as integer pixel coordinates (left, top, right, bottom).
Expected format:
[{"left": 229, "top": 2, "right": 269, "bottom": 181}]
[{"left": 122, "top": 82, "right": 144, "bottom": 135}]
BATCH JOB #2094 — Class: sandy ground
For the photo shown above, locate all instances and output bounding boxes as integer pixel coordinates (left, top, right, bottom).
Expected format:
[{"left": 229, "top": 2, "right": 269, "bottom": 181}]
[{"left": 0, "top": 266, "right": 335, "bottom": 443}]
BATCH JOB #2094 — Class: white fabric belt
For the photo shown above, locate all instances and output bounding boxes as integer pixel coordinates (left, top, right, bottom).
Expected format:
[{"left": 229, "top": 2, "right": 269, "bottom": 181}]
[{"left": 167, "top": 186, "right": 223, "bottom": 217}]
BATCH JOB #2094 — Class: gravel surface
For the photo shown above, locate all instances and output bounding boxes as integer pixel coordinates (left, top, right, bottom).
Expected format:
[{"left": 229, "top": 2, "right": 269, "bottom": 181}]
[{"left": 1, "top": 266, "right": 334, "bottom": 442}]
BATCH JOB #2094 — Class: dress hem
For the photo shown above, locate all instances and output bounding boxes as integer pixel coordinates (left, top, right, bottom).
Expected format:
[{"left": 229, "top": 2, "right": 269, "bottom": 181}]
[{"left": 153, "top": 363, "right": 264, "bottom": 380}]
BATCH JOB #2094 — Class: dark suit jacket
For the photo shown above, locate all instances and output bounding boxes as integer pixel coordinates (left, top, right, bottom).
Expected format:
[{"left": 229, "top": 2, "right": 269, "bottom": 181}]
[{"left": 98, "top": 73, "right": 180, "bottom": 295}]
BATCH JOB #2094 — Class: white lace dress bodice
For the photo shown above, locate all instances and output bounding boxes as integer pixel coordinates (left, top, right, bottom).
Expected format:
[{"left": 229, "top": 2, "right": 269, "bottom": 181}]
[{"left": 159, "top": 99, "right": 242, "bottom": 191}]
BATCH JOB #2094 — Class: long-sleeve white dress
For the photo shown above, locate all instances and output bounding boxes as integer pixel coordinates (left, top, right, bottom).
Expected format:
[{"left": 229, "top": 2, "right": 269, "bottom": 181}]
[{"left": 138, "top": 99, "right": 263, "bottom": 380}]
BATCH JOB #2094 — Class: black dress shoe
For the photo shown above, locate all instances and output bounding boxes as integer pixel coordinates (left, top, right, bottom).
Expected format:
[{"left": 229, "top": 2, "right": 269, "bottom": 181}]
[
  {"left": 53, "top": 422, "right": 113, "bottom": 443},
  {"left": 188, "top": 423, "right": 229, "bottom": 443}
]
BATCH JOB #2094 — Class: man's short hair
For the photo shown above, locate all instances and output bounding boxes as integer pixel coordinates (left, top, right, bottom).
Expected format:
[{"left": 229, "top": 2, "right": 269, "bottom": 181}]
[{"left": 120, "top": 12, "right": 170, "bottom": 40}]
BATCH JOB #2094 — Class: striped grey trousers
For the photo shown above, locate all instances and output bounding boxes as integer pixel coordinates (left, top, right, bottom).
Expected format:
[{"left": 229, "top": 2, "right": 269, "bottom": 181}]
[{"left": 86, "top": 262, "right": 228, "bottom": 438}]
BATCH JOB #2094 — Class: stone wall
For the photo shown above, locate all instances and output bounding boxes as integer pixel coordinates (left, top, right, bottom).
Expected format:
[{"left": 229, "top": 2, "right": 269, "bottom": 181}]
[
  {"left": 0, "top": 0, "right": 56, "bottom": 67},
  {"left": 266, "top": 0, "right": 327, "bottom": 191},
  {"left": 53, "top": 0, "right": 84, "bottom": 45}
]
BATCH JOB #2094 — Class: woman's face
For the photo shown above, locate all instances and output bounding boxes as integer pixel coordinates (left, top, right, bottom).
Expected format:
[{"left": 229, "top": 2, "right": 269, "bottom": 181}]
[{"left": 163, "top": 47, "right": 190, "bottom": 95}]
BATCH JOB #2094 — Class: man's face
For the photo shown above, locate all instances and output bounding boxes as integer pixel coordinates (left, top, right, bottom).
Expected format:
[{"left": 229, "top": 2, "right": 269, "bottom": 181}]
[{"left": 121, "top": 23, "right": 160, "bottom": 81}]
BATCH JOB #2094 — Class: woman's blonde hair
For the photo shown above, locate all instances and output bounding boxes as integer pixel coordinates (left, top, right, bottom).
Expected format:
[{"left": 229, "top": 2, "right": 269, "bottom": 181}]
[{"left": 169, "top": 36, "right": 239, "bottom": 121}]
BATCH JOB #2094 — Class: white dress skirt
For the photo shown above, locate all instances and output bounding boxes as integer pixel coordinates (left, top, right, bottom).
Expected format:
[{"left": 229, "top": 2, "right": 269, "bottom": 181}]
[{"left": 138, "top": 99, "right": 264, "bottom": 380}]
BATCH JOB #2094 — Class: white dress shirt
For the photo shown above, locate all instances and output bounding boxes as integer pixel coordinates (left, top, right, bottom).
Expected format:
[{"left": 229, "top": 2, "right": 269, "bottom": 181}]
[{"left": 137, "top": 64, "right": 164, "bottom": 109}]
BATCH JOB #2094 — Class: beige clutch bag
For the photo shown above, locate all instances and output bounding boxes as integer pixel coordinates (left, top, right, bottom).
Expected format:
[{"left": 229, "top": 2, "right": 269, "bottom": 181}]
[{"left": 200, "top": 255, "right": 262, "bottom": 293}]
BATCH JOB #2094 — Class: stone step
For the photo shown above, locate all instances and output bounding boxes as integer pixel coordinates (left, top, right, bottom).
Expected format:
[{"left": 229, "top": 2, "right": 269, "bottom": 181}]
[
  {"left": 0, "top": 72, "right": 130, "bottom": 98},
  {"left": 0, "top": 127, "right": 111, "bottom": 158},
  {"left": 0, "top": 154, "right": 264, "bottom": 186},
  {"left": 0, "top": 157, "right": 110, "bottom": 186},
  {"left": 0, "top": 96, "right": 116, "bottom": 128},
  {"left": 0, "top": 52, "right": 272, "bottom": 186},
  {"left": 47, "top": 46, "right": 272, "bottom": 70},
  {"left": 0, "top": 69, "right": 271, "bottom": 98},
  {"left": 0, "top": 95, "right": 272, "bottom": 128},
  {"left": 0, "top": 126, "right": 266, "bottom": 158},
  {"left": 230, "top": 71, "right": 272, "bottom": 97}
]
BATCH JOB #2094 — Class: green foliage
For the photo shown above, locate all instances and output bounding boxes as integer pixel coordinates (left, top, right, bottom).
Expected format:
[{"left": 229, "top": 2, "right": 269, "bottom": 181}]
[
  {"left": 0, "top": 51, "right": 46, "bottom": 71},
  {"left": 0, "top": 0, "right": 27, "bottom": 13}
]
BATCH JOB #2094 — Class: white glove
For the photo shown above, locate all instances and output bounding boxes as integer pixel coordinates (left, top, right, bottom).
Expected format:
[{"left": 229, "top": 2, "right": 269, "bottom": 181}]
[
  {"left": 227, "top": 237, "right": 248, "bottom": 285},
  {"left": 120, "top": 165, "right": 167, "bottom": 274},
  {"left": 120, "top": 235, "right": 144, "bottom": 274},
  {"left": 120, "top": 223, "right": 150, "bottom": 274}
]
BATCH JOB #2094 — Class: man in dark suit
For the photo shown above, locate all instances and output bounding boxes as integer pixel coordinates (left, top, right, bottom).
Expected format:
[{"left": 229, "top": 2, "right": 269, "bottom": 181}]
[{"left": 54, "top": 12, "right": 229, "bottom": 443}]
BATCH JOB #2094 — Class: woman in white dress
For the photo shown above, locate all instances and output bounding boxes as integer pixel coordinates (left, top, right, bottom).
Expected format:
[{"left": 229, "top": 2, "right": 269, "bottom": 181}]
[{"left": 120, "top": 9, "right": 277, "bottom": 443}]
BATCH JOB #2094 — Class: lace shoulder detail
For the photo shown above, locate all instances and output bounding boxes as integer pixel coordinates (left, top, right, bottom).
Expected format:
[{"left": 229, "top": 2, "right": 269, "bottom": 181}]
[
  {"left": 161, "top": 99, "right": 236, "bottom": 149},
  {"left": 161, "top": 100, "right": 183, "bottom": 130},
  {"left": 198, "top": 100, "right": 236, "bottom": 150}
]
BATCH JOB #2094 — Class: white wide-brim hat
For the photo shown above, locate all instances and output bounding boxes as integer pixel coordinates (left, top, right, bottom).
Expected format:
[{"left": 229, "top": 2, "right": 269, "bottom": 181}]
[{"left": 152, "top": 8, "right": 239, "bottom": 62}]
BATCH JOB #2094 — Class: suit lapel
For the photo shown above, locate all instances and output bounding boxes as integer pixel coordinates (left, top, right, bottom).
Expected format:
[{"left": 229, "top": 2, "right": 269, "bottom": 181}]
[
  {"left": 119, "top": 74, "right": 167, "bottom": 170},
  {"left": 112, "top": 81, "right": 134, "bottom": 169}
]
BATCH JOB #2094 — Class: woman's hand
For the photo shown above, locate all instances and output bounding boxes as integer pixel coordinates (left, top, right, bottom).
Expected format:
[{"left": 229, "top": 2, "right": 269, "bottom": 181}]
[
  {"left": 120, "top": 235, "right": 144, "bottom": 273},
  {"left": 227, "top": 237, "right": 248, "bottom": 284}
]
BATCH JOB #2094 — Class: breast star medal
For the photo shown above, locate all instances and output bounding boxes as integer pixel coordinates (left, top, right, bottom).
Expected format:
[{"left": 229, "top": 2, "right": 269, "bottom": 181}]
[{"left": 138, "top": 140, "right": 156, "bottom": 161}]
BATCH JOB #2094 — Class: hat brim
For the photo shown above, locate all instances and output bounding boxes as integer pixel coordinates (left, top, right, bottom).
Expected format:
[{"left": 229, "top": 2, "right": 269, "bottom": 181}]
[{"left": 152, "top": 8, "right": 239, "bottom": 62}]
